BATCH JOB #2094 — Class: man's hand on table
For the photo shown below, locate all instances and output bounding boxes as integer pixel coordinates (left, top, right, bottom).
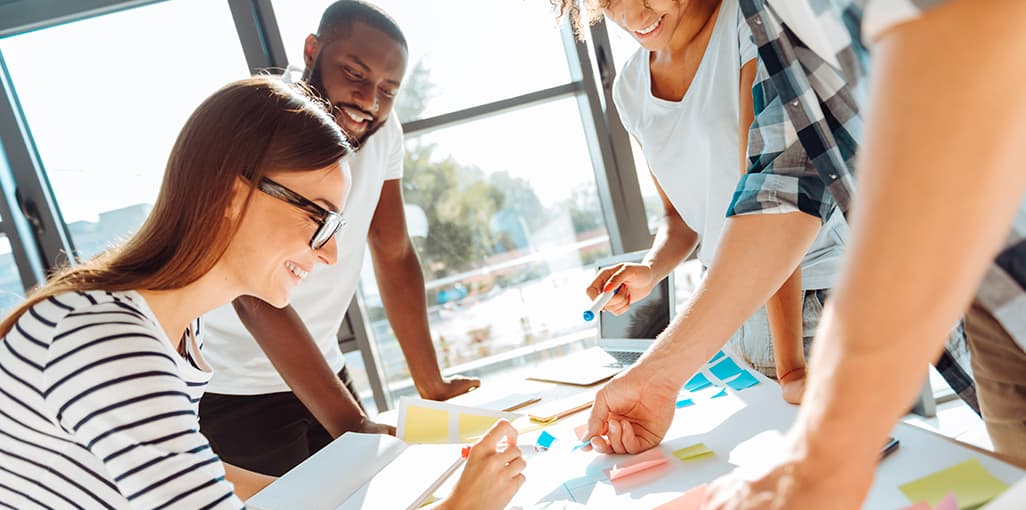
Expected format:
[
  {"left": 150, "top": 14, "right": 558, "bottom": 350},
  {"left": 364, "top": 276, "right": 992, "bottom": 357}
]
[
  {"left": 582, "top": 365, "right": 678, "bottom": 454},
  {"left": 421, "top": 375, "right": 481, "bottom": 401}
]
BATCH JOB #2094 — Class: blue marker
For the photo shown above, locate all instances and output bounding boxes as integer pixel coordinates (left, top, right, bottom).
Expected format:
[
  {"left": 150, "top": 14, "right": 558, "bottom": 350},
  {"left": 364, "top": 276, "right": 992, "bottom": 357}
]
[{"left": 583, "top": 287, "right": 620, "bottom": 321}]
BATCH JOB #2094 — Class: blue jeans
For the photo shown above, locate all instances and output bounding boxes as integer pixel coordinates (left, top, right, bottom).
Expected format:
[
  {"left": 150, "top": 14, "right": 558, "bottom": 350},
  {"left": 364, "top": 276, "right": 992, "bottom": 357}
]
[{"left": 724, "top": 289, "right": 827, "bottom": 379}]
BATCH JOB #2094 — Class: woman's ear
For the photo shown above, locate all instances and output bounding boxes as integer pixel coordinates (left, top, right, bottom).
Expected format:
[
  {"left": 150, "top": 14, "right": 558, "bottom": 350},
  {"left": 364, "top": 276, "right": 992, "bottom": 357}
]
[{"left": 225, "top": 176, "right": 248, "bottom": 222}]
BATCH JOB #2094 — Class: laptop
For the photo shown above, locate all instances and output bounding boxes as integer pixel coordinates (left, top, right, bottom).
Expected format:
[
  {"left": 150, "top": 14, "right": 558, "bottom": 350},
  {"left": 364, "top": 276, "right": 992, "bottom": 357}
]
[
  {"left": 525, "top": 250, "right": 675, "bottom": 386},
  {"left": 594, "top": 250, "right": 676, "bottom": 367}
]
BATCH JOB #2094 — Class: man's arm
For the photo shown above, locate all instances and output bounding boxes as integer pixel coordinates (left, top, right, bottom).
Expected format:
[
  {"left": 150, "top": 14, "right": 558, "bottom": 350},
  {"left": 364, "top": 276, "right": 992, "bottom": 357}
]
[
  {"left": 586, "top": 211, "right": 821, "bottom": 453},
  {"left": 707, "top": 0, "right": 1026, "bottom": 507},
  {"left": 233, "top": 297, "right": 393, "bottom": 436},
  {"left": 737, "top": 57, "right": 808, "bottom": 401},
  {"left": 368, "top": 179, "right": 479, "bottom": 400}
]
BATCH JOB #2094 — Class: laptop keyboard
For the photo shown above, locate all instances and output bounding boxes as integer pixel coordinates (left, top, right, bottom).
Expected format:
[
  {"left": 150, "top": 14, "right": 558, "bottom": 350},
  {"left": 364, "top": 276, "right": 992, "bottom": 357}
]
[{"left": 610, "top": 351, "right": 643, "bottom": 366}]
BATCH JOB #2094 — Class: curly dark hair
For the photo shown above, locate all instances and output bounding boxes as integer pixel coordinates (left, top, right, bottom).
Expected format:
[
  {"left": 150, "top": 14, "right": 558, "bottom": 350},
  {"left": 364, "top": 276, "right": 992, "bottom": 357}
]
[{"left": 549, "top": 0, "right": 607, "bottom": 39}]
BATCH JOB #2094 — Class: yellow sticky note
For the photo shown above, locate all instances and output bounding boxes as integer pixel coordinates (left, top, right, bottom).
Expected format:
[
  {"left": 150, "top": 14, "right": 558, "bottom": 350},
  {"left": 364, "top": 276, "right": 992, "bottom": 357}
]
[
  {"left": 673, "top": 443, "right": 714, "bottom": 462},
  {"left": 899, "top": 458, "right": 1008, "bottom": 509},
  {"left": 404, "top": 405, "right": 449, "bottom": 444},
  {"left": 457, "top": 413, "right": 502, "bottom": 442}
]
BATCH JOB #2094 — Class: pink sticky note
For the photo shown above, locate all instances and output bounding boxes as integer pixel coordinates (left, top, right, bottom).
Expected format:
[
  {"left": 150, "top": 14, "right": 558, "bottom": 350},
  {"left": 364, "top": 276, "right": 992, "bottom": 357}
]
[
  {"left": 607, "top": 449, "right": 669, "bottom": 481},
  {"left": 653, "top": 484, "right": 708, "bottom": 510},
  {"left": 934, "top": 493, "right": 958, "bottom": 510},
  {"left": 574, "top": 424, "right": 588, "bottom": 440},
  {"left": 899, "top": 493, "right": 958, "bottom": 510},
  {"left": 899, "top": 503, "right": 931, "bottom": 510}
]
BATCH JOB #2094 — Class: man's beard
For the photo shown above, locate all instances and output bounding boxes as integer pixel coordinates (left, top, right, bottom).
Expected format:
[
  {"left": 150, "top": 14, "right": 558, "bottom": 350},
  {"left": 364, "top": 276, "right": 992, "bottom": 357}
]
[{"left": 306, "top": 55, "right": 386, "bottom": 148}]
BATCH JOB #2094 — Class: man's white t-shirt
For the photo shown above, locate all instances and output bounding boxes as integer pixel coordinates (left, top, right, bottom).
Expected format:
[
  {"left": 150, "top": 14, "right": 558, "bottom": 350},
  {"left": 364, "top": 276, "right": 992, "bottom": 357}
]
[
  {"left": 203, "top": 111, "right": 405, "bottom": 395},
  {"left": 613, "top": 0, "right": 847, "bottom": 290}
]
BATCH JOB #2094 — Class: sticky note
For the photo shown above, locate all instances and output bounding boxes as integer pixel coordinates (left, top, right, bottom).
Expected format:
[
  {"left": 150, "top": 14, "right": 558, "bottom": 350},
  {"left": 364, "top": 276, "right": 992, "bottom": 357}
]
[
  {"left": 457, "top": 413, "right": 502, "bottom": 442},
  {"left": 684, "top": 372, "right": 712, "bottom": 392},
  {"left": 574, "top": 424, "right": 588, "bottom": 440},
  {"left": 711, "top": 388, "right": 728, "bottom": 399},
  {"left": 709, "top": 357, "right": 743, "bottom": 380},
  {"left": 900, "top": 493, "right": 958, "bottom": 510},
  {"left": 652, "top": 483, "right": 708, "bottom": 510},
  {"left": 899, "top": 458, "right": 1008, "bottom": 509},
  {"left": 403, "top": 405, "right": 449, "bottom": 443},
  {"left": 710, "top": 351, "right": 725, "bottom": 363},
  {"left": 675, "top": 398, "right": 695, "bottom": 409},
  {"left": 725, "top": 370, "right": 760, "bottom": 391},
  {"left": 607, "top": 448, "right": 669, "bottom": 481},
  {"left": 673, "top": 443, "right": 714, "bottom": 462},
  {"left": 536, "top": 431, "right": 556, "bottom": 449}
]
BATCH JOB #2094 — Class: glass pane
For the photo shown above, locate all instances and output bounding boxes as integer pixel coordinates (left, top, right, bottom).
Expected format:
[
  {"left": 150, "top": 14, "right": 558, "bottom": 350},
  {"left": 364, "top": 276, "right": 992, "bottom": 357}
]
[
  {"left": 358, "top": 98, "right": 613, "bottom": 402},
  {"left": 270, "top": 0, "right": 572, "bottom": 122},
  {"left": 0, "top": 0, "right": 249, "bottom": 260},
  {"left": 0, "top": 234, "right": 24, "bottom": 316}
]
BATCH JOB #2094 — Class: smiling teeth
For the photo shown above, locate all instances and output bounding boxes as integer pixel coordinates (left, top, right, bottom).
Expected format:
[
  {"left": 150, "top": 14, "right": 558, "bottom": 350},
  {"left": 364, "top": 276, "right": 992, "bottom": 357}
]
[
  {"left": 286, "top": 262, "right": 308, "bottom": 280},
  {"left": 637, "top": 16, "right": 662, "bottom": 35},
  {"left": 344, "top": 109, "right": 371, "bottom": 123}
]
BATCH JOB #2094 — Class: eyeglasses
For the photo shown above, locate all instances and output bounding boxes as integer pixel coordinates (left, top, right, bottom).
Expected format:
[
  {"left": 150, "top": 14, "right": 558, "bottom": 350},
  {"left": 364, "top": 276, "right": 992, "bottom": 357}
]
[{"left": 256, "top": 177, "right": 347, "bottom": 250}]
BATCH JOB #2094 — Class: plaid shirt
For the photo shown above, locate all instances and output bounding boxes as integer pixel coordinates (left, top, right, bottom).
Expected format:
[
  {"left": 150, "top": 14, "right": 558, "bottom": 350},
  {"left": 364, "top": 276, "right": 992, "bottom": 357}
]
[{"left": 727, "top": 0, "right": 1026, "bottom": 412}]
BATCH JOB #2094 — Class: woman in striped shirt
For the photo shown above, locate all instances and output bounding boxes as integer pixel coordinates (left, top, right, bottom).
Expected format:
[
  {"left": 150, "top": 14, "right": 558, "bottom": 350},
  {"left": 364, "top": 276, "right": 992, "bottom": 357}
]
[{"left": 0, "top": 76, "right": 525, "bottom": 510}]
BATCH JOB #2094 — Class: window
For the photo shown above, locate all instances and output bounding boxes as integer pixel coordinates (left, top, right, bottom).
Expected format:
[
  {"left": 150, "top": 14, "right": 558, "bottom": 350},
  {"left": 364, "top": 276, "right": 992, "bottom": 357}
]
[
  {"left": 0, "top": 0, "right": 249, "bottom": 259},
  {"left": 0, "top": 234, "right": 24, "bottom": 315},
  {"left": 271, "top": 0, "right": 573, "bottom": 122}
]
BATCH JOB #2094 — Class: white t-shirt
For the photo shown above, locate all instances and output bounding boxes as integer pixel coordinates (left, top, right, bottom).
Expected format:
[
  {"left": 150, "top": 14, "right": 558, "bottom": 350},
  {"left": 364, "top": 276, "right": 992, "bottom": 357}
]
[
  {"left": 613, "top": 0, "right": 847, "bottom": 290},
  {"left": 203, "top": 111, "right": 405, "bottom": 395},
  {"left": 0, "top": 290, "right": 243, "bottom": 509}
]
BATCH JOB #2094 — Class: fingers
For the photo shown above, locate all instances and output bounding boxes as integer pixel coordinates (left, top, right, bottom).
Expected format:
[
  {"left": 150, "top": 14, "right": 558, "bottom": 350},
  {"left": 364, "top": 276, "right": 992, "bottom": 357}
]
[
  {"left": 606, "top": 418, "right": 627, "bottom": 454},
  {"left": 620, "top": 419, "right": 642, "bottom": 454},
  {"left": 587, "top": 265, "right": 620, "bottom": 300},
  {"left": 585, "top": 391, "right": 611, "bottom": 442},
  {"left": 476, "top": 419, "right": 517, "bottom": 451}
]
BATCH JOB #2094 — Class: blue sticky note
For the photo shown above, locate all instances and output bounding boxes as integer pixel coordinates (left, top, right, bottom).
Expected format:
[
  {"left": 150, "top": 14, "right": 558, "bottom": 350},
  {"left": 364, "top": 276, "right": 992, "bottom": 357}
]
[
  {"left": 536, "top": 430, "right": 556, "bottom": 449},
  {"left": 709, "top": 357, "right": 743, "bottom": 380},
  {"left": 711, "top": 388, "right": 728, "bottom": 399},
  {"left": 684, "top": 372, "right": 712, "bottom": 392},
  {"left": 710, "top": 351, "right": 725, "bottom": 363},
  {"left": 725, "top": 370, "right": 760, "bottom": 391},
  {"left": 675, "top": 398, "right": 695, "bottom": 409}
]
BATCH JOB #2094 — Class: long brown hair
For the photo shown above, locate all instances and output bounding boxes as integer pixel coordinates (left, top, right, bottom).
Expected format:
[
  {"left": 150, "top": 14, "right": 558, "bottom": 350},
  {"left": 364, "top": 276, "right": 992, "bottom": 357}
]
[{"left": 0, "top": 76, "right": 350, "bottom": 337}]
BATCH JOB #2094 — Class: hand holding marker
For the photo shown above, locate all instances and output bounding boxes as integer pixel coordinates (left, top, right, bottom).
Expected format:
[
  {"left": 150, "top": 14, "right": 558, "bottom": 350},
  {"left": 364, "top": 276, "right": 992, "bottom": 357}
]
[{"left": 583, "top": 285, "right": 622, "bottom": 321}]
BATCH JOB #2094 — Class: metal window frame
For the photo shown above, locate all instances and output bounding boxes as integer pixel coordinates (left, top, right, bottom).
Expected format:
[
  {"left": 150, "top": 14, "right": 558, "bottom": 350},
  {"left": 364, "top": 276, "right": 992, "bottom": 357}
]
[{"left": 0, "top": 0, "right": 652, "bottom": 413}]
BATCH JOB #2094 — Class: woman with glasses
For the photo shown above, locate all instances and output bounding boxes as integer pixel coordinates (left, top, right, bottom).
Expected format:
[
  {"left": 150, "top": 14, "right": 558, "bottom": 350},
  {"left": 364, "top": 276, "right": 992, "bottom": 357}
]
[{"left": 0, "top": 76, "right": 525, "bottom": 509}]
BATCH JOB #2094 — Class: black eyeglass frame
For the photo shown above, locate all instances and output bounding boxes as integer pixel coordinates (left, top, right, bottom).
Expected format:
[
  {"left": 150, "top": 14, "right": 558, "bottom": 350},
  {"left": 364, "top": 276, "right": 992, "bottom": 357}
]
[{"left": 256, "top": 176, "right": 347, "bottom": 250}]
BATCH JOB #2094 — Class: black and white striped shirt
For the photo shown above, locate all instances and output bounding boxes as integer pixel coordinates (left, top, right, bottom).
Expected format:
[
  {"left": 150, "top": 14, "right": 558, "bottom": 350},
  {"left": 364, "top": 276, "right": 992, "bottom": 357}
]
[{"left": 0, "top": 290, "right": 244, "bottom": 509}]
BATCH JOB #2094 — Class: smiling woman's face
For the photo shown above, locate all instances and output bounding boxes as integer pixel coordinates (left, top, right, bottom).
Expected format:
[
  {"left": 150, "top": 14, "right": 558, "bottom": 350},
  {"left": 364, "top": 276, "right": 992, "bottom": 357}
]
[
  {"left": 223, "top": 160, "right": 351, "bottom": 307},
  {"left": 603, "top": 0, "right": 690, "bottom": 51}
]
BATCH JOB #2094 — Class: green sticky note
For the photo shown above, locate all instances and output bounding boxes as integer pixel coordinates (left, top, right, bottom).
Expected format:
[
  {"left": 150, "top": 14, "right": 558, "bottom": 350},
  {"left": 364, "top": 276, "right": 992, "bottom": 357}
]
[
  {"left": 672, "top": 443, "right": 714, "bottom": 462},
  {"left": 898, "top": 458, "right": 1008, "bottom": 509}
]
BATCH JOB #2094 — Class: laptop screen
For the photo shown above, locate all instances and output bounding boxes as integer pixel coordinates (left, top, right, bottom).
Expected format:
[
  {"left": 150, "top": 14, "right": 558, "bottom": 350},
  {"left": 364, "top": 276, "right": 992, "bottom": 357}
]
[
  {"left": 598, "top": 276, "right": 674, "bottom": 340},
  {"left": 595, "top": 251, "right": 676, "bottom": 341}
]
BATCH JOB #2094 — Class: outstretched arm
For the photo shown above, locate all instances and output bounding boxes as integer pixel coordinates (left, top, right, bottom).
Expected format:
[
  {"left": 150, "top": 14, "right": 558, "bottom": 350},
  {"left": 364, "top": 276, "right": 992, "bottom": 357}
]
[
  {"left": 705, "top": 1, "right": 1026, "bottom": 508},
  {"left": 368, "top": 179, "right": 479, "bottom": 400},
  {"left": 234, "top": 297, "right": 393, "bottom": 436}
]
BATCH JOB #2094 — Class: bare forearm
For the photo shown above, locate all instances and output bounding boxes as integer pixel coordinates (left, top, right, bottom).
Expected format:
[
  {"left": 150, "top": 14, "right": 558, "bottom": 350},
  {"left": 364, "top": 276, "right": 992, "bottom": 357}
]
[
  {"left": 223, "top": 462, "right": 276, "bottom": 500},
  {"left": 234, "top": 297, "right": 367, "bottom": 437},
  {"left": 639, "top": 213, "right": 820, "bottom": 386},
  {"left": 765, "top": 266, "right": 804, "bottom": 370},
  {"left": 789, "top": 0, "right": 1026, "bottom": 487},
  {"left": 643, "top": 213, "right": 699, "bottom": 280}
]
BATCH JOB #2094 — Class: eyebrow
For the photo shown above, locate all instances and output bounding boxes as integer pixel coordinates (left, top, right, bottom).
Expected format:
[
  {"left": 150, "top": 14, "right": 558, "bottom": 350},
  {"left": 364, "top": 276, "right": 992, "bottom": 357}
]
[{"left": 315, "top": 198, "right": 341, "bottom": 213}]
